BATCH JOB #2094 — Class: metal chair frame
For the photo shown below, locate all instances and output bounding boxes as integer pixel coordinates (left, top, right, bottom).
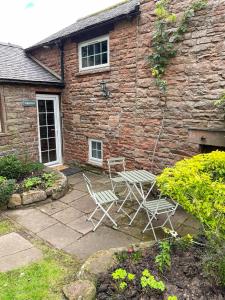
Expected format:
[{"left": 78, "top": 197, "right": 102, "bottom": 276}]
[
  {"left": 83, "top": 174, "right": 130, "bottom": 231},
  {"left": 142, "top": 195, "right": 179, "bottom": 241},
  {"left": 107, "top": 157, "right": 127, "bottom": 193}
]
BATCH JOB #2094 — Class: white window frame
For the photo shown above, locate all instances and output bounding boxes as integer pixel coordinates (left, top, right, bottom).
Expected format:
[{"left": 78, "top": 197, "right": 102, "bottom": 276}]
[
  {"left": 78, "top": 35, "right": 110, "bottom": 71},
  {"left": 88, "top": 139, "right": 103, "bottom": 166}
]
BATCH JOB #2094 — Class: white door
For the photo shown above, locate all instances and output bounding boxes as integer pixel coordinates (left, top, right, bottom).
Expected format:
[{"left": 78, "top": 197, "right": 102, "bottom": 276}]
[{"left": 36, "top": 94, "right": 62, "bottom": 166}]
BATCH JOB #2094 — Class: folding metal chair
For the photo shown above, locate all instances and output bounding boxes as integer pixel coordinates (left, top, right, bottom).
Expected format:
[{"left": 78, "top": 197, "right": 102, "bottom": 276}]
[
  {"left": 142, "top": 195, "right": 179, "bottom": 241},
  {"left": 83, "top": 174, "right": 119, "bottom": 231},
  {"left": 107, "top": 157, "right": 127, "bottom": 193}
]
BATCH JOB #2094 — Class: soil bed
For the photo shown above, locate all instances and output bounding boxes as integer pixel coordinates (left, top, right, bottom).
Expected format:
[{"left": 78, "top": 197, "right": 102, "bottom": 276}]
[{"left": 96, "top": 242, "right": 225, "bottom": 300}]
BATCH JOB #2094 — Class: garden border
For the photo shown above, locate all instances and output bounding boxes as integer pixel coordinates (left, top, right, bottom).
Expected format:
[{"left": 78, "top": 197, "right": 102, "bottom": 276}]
[{"left": 7, "top": 168, "right": 69, "bottom": 208}]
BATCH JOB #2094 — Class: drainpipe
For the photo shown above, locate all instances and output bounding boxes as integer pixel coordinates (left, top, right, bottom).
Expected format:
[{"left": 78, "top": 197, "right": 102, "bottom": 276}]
[{"left": 56, "top": 41, "right": 65, "bottom": 82}]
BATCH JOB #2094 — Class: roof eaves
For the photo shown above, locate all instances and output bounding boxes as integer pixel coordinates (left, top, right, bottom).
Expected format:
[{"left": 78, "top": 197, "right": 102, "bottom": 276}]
[
  {"left": 26, "top": 2, "right": 139, "bottom": 52},
  {"left": 0, "top": 78, "right": 64, "bottom": 87}
]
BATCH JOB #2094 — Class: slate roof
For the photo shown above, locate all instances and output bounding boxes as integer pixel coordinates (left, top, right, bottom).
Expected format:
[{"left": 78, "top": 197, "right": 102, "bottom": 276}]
[
  {"left": 0, "top": 42, "right": 62, "bottom": 85},
  {"left": 27, "top": 0, "right": 139, "bottom": 50}
]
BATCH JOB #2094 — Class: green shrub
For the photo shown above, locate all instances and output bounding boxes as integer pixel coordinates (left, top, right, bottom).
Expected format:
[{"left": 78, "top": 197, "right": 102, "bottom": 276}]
[
  {"left": 0, "top": 155, "right": 25, "bottom": 180},
  {"left": 203, "top": 235, "right": 225, "bottom": 287},
  {"left": 0, "top": 177, "right": 15, "bottom": 206},
  {"left": 0, "top": 155, "right": 44, "bottom": 180},
  {"left": 157, "top": 151, "right": 225, "bottom": 237}
]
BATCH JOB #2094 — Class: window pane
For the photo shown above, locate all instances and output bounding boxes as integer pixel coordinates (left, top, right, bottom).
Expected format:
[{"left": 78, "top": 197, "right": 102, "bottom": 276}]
[
  {"left": 41, "top": 139, "right": 48, "bottom": 152},
  {"left": 97, "top": 142, "right": 101, "bottom": 151},
  {"left": 88, "top": 56, "right": 94, "bottom": 67},
  {"left": 92, "top": 141, "right": 97, "bottom": 150},
  {"left": 95, "top": 43, "right": 101, "bottom": 54},
  {"left": 38, "top": 100, "right": 46, "bottom": 112},
  {"left": 92, "top": 149, "right": 97, "bottom": 158},
  {"left": 49, "top": 150, "right": 57, "bottom": 162},
  {"left": 88, "top": 44, "right": 94, "bottom": 56},
  {"left": 48, "top": 126, "right": 55, "bottom": 138},
  {"left": 82, "top": 46, "right": 87, "bottom": 57},
  {"left": 82, "top": 57, "right": 88, "bottom": 68},
  {"left": 47, "top": 113, "right": 55, "bottom": 126},
  {"left": 49, "top": 138, "right": 56, "bottom": 150},
  {"left": 41, "top": 151, "right": 49, "bottom": 163},
  {"left": 95, "top": 54, "right": 101, "bottom": 65},
  {"left": 46, "top": 100, "right": 54, "bottom": 112},
  {"left": 102, "top": 53, "right": 108, "bottom": 64},
  {"left": 39, "top": 113, "right": 46, "bottom": 126},
  {"left": 40, "top": 127, "right": 47, "bottom": 139},
  {"left": 97, "top": 150, "right": 102, "bottom": 159},
  {"left": 102, "top": 40, "right": 108, "bottom": 52}
]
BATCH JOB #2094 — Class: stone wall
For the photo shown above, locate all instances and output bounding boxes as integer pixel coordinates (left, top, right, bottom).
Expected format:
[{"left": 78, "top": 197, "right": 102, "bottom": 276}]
[
  {"left": 31, "top": 0, "right": 225, "bottom": 172},
  {"left": 30, "top": 47, "right": 61, "bottom": 77},
  {"left": 0, "top": 84, "right": 62, "bottom": 161}
]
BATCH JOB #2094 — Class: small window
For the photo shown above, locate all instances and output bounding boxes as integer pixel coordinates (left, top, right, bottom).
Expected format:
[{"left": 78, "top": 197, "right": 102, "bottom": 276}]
[
  {"left": 88, "top": 139, "right": 103, "bottom": 165},
  {"left": 79, "top": 35, "right": 109, "bottom": 71}
]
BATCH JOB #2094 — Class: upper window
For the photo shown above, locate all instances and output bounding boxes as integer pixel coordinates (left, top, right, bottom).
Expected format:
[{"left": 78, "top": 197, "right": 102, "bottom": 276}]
[
  {"left": 88, "top": 139, "right": 103, "bottom": 165},
  {"left": 79, "top": 35, "right": 109, "bottom": 71}
]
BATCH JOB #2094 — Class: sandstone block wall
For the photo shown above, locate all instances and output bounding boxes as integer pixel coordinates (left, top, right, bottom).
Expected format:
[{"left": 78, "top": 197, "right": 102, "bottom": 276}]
[
  {"left": 31, "top": 0, "right": 225, "bottom": 172},
  {"left": 0, "top": 85, "right": 61, "bottom": 161}
]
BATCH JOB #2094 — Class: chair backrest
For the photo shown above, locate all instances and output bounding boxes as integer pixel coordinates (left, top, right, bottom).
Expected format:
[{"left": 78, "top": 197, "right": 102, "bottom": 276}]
[
  {"left": 83, "top": 173, "right": 95, "bottom": 199},
  {"left": 107, "top": 157, "right": 126, "bottom": 179}
]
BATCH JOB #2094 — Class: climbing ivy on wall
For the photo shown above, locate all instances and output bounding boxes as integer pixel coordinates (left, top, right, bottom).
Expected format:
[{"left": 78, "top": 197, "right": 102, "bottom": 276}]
[{"left": 149, "top": 0, "right": 208, "bottom": 93}]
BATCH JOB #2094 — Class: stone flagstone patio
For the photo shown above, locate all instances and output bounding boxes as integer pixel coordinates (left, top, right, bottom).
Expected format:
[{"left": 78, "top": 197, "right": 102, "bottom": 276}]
[
  {"left": 0, "top": 232, "right": 42, "bottom": 272},
  {"left": 4, "top": 172, "right": 200, "bottom": 260}
]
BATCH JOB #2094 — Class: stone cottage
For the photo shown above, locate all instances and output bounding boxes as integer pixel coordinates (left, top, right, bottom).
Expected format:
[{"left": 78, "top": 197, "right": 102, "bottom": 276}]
[{"left": 0, "top": 0, "right": 225, "bottom": 172}]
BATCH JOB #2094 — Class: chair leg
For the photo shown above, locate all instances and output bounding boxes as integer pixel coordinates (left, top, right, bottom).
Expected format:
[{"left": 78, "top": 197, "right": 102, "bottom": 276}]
[
  {"left": 93, "top": 202, "right": 117, "bottom": 231},
  {"left": 129, "top": 203, "right": 143, "bottom": 226},
  {"left": 88, "top": 206, "right": 98, "bottom": 221},
  {"left": 142, "top": 212, "right": 158, "bottom": 241}
]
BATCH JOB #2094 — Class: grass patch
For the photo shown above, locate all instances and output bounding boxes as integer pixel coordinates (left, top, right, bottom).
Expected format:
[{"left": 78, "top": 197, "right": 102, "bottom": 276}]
[
  {"left": 0, "top": 219, "right": 15, "bottom": 236},
  {"left": 0, "top": 222, "right": 81, "bottom": 300}
]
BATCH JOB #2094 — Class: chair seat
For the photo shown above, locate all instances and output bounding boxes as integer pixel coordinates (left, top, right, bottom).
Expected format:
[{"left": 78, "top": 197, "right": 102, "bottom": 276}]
[
  {"left": 112, "top": 176, "right": 126, "bottom": 183},
  {"left": 94, "top": 190, "right": 119, "bottom": 204},
  {"left": 143, "top": 198, "right": 175, "bottom": 213}
]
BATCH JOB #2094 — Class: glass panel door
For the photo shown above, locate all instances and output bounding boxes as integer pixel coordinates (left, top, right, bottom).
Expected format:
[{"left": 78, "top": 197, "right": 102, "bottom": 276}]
[{"left": 37, "top": 95, "right": 62, "bottom": 165}]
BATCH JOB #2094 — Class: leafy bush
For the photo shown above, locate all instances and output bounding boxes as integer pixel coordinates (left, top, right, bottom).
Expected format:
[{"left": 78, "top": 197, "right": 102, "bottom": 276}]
[
  {"left": 157, "top": 151, "right": 225, "bottom": 237},
  {"left": 0, "top": 176, "right": 15, "bottom": 206},
  {"left": 203, "top": 235, "right": 225, "bottom": 287},
  {"left": 0, "top": 155, "right": 44, "bottom": 180},
  {"left": 23, "top": 177, "right": 42, "bottom": 190}
]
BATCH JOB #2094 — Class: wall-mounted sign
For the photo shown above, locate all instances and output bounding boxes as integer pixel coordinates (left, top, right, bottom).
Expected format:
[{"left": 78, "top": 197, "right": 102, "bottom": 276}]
[{"left": 22, "top": 100, "right": 36, "bottom": 107}]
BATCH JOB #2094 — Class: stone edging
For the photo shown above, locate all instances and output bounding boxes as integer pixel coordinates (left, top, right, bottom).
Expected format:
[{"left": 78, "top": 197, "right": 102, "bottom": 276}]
[
  {"left": 63, "top": 241, "right": 155, "bottom": 300},
  {"left": 7, "top": 169, "right": 69, "bottom": 209}
]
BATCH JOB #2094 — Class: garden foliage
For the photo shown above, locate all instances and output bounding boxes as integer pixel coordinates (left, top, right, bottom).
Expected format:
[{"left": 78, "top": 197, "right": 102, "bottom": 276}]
[
  {"left": 0, "top": 176, "right": 15, "bottom": 206},
  {"left": 157, "top": 151, "right": 225, "bottom": 237},
  {"left": 0, "top": 155, "right": 43, "bottom": 180}
]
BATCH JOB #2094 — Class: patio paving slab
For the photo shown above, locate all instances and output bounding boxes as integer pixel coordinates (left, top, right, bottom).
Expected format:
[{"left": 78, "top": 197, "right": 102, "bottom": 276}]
[
  {"left": 0, "top": 232, "right": 42, "bottom": 272},
  {"left": 38, "top": 201, "right": 68, "bottom": 215},
  {"left": 68, "top": 215, "right": 93, "bottom": 235},
  {"left": 0, "top": 232, "right": 32, "bottom": 258},
  {"left": 68, "top": 173, "right": 84, "bottom": 185},
  {"left": 37, "top": 223, "right": 82, "bottom": 249},
  {"left": 0, "top": 247, "right": 43, "bottom": 272},
  {"left": 52, "top": 207, "right": 84, "bottom": 224},
  {"left": 5, "top": 208, "right": 58, "bottom": 233},
  {"left": 63, "top": 226, "right": 140, "bottom": 260},
  {"left": 70, "top": 195, "right": 96, "bottom": 214},
  {"left": 60, "top": 190, "right": 88, "bottom": 204}
]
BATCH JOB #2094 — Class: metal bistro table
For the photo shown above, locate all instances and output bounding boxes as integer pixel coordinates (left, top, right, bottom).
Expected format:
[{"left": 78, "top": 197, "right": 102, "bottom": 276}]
[{"left": 117, "top": 170, "right": 156, "bottom": 225}]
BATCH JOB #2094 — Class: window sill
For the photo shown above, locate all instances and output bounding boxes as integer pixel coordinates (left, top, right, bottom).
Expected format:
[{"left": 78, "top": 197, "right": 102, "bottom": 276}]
[
  {"left": 77, "top": 67, "right": 111, "bottom": 77},
  {"left": 88, "top": 159, "right": 103, "bottom": 167}
]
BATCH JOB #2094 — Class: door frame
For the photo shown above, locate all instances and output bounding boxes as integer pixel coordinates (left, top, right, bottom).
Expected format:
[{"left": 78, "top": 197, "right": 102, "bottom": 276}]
[{"left": 36, "top": 94, "right": 62, "bottom": 166}]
